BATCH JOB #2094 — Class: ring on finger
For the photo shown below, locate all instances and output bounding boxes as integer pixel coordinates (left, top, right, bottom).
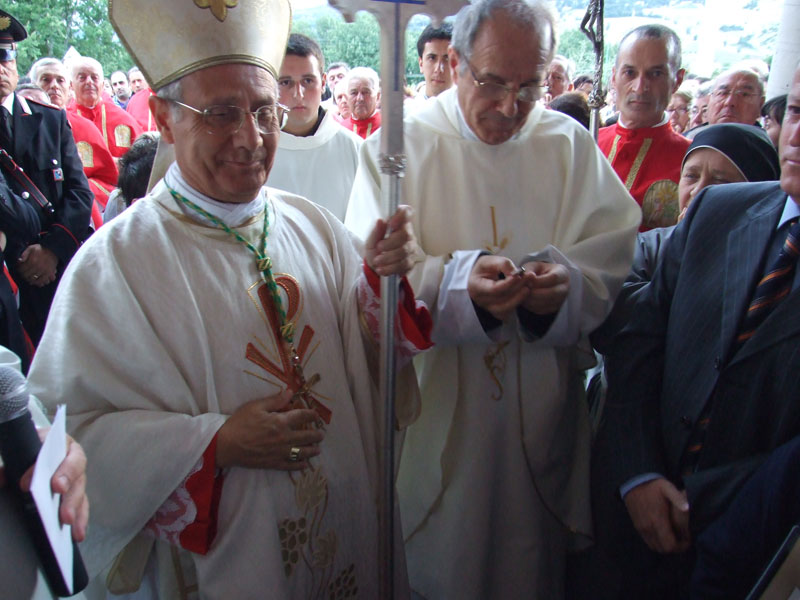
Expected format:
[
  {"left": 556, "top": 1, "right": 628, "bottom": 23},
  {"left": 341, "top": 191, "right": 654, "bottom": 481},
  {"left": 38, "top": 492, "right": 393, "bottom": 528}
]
[{"left": 288, "top": 446, "right": 301, "bottom": 462}]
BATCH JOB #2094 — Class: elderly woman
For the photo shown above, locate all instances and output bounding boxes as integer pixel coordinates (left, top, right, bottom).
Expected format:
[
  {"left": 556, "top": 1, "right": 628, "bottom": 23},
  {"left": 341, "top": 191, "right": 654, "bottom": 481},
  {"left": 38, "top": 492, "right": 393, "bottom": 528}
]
[
  {"left": 667, "top": 89, "right": 693, "bottom": 134},
  {"left": 631, "top": 123, "right": 780, "bottom": 283},
  {"left": 588, "top": 123, "right": 780, "bottom": 427}
]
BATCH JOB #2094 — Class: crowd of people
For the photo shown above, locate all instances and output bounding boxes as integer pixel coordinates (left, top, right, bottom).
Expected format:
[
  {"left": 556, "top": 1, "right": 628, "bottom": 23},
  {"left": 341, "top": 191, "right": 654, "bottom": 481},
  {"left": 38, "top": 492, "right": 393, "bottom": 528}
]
[{"left": 0, "top": 0, "right": 798, "bottom": 598}]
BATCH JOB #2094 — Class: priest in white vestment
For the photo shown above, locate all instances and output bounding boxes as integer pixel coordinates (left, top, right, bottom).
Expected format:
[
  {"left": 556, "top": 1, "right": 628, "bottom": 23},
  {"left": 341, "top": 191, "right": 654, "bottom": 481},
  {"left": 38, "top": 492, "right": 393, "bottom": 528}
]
[
  {"left": 346, "top": 1, "right": 641, "bottom": 598},
  {"left": 268, "top": 33, "right": 362, "bottom": 221},
  {"left": 26, "top": 2, "right": 432, "bottom": 598}
]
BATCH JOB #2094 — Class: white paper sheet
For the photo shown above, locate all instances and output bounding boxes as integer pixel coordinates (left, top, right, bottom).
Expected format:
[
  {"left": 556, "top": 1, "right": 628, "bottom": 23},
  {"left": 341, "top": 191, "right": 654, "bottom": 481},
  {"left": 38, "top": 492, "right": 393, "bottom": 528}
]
[{"left": 30, "top": 404, "right": 73, "bottom": 594}]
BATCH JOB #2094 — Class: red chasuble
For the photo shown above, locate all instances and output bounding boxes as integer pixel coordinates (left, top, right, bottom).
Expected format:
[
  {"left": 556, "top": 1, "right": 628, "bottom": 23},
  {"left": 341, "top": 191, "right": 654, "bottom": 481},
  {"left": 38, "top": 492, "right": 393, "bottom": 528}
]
[
  {"left": 126, "top": 88, "right": 158, "bottom": 132},
  {"left": 598, "top": 121, "right": 690, "bottom": 231},
  {"left": 68, "top": 98, "right": 143, "bottom": 159},
  {"left": 66, "top": 111, "right": 118, "bottom": 213},
  {"left": 341, "top": 111, "right": 381, "bottom": 139}
]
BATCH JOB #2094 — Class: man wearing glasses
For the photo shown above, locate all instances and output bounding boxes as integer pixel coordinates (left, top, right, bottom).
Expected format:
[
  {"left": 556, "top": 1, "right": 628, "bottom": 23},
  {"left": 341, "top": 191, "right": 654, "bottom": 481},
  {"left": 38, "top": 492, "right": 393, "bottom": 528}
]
[
  {"left": 346, "top": 0, "right": 639, "bottom": 597},
  {"left": 702, "top": 68, "right": 766, "bottom": 129},
  {"left": 268, "top": 33, "right": 363, "bottom": 221},
  {"left": 28, "top": 0, "right": 433, "bottom": 596}
]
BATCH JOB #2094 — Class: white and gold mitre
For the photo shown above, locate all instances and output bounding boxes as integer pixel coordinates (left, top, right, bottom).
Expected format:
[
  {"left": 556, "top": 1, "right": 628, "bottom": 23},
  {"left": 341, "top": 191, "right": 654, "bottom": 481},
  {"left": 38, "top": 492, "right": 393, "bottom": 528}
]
[{"left": 108, "top": 0, "right": 292, "bottom": 90}]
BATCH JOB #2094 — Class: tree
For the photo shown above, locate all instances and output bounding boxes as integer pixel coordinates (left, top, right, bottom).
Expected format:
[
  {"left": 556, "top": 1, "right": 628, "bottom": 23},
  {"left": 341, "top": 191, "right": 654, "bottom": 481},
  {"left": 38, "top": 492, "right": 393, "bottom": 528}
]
[
  {"left": 292, "top": 10, "right": 427, "bottom": 86},
  {"left": 9, "top": 0, "right": 132, "bottom": 78},
  {"left": 558, "top": 29, "right": 618, "bottom": 86}
]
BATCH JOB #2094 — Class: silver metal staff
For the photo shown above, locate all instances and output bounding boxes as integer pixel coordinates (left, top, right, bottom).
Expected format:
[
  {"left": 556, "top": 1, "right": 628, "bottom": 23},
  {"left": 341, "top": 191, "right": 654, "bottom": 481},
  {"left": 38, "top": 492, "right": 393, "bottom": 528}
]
[
  {"left": 327, "top": 1, "right": 465, "bottom": 597},
  {"left": 580, "top": 0, "right": 606, "bottom": 140}
]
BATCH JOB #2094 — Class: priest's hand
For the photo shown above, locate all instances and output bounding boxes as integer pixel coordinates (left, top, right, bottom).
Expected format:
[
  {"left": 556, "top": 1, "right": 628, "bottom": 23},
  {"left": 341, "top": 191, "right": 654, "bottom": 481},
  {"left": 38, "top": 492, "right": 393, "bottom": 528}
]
[
  {"left": 216, "top": 390, "right": 324, "bottom": 471},
  {"left": 17, "top": 244, "right": 58, "bottom": 287},
  {"left": 518, "top": 261, "right": 569, "bottom": 315},
  {"left": 365, "top": 205, "right": 420, "bottom": 277},
  {"left": 468, "top": 255, "right": 531, "bottom": 321}
]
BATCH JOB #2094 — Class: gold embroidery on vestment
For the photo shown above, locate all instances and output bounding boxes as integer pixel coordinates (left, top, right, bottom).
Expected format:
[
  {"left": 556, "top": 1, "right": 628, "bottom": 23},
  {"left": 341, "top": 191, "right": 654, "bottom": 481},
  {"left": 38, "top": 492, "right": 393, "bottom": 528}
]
[
  {"left": 607, "top": 134, "right": 622, "bottom": 163},
  {"left": 484, "top": 206, "right": 509, "bottom": 253},
  {"left": 278, "top": 516, "right": 309, "bottom": 577},
  {"left": 624, "top": 138, "right": 653, "bottom": 191},
  {"left": 484, "top": 341, "right": 510, "bottom": 401},
  {"left": 114, "top": 124, "right": 132, "bottom": 148},
  {"left": 76, "top": 141, "right": 94, "bottom": 168},
  {"left": 329, "top": 563, "right": 359, "bottom": 598},
  {"left": 642, "top": 179, "right": 679, "bottom": 228}
]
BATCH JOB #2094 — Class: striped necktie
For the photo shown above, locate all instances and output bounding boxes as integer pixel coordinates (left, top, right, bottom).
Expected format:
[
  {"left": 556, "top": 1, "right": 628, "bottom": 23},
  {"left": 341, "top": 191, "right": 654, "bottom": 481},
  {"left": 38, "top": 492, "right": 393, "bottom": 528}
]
[{"left": 736, "top": 218, "right": 800, "bottom": 350}]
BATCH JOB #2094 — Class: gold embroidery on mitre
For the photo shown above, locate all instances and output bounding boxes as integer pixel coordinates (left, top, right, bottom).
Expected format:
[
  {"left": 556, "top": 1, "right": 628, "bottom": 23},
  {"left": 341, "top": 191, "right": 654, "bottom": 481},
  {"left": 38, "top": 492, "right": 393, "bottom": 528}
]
[
  {"left": 194, "top": 0, "right": 238, "bottom": 22},
  {"left": 114, "top": 125, "right": 132, "bottom": 148},
  {"left": 76, "top": 141, "right": 94, "bottom": 168},
  {"left": 0, "top": 17, "right": 10, "bottom": 30},
  {"left": 642, "top": 179, "right": 679, "bottom": 229}
]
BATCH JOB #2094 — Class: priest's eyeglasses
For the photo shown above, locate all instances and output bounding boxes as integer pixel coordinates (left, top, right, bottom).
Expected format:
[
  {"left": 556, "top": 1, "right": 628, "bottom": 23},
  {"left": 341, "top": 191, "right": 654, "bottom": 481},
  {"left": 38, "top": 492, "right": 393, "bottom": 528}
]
[
  {"left": 467, "top": 60, "right": 542, "bottom": 104},
  {"left": 168, "top": 100, "right": 290, "bottom": 135}
]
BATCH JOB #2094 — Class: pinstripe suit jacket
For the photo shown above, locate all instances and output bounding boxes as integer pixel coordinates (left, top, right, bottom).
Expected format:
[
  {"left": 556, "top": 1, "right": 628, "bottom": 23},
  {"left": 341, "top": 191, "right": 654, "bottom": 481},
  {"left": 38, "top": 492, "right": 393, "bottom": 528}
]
[{"left": 601, "top": 181, "right": 800, "bottom": 534}]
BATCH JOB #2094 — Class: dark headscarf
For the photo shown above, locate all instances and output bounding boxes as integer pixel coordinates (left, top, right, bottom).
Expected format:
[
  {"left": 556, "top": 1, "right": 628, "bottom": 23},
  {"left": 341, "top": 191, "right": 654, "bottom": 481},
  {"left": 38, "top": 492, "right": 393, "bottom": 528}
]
[{"left": 682, "top": 123, "right": 780, "bottom": 182}]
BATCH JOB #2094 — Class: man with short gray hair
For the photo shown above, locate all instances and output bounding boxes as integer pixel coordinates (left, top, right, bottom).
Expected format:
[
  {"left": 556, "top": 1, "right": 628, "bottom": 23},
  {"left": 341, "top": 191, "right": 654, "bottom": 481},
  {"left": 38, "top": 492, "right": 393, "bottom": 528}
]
[
  {"left": 67, "top": 56, "right": 142, "bottom": 158},
  {"left": 29, "top": 0, "right": 431, "bottom": 597},
  {"left": 706, "top": 67, "right": 765, "bottom": 126},
  {"left": 546, "top": 54, "right": 575, "bottom": 100},
  {"left": 347, "top": 0, "right": 640, "bottom": 596},
  {"left": 31, "top": 57, "right": 118, "bottom": 216},
  {"left": 598, "top": 24, "right": 690, "bottom": 231},
  {"left": 341, "top": 66, "right": 381, "bottom": 138}
]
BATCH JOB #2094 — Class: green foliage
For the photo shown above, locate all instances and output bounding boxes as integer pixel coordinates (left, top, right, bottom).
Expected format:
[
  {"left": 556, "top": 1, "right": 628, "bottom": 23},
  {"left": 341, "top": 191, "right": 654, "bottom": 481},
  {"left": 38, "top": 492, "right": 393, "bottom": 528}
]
[
  {"left": 292, "top": 10, "right": 428, "bottom": 86},
  {"left": 9, "top": 0, "right": 132, "bottom": 78},
  {"left": 557, "top": 29, "right": 618, "bottom": 85}
]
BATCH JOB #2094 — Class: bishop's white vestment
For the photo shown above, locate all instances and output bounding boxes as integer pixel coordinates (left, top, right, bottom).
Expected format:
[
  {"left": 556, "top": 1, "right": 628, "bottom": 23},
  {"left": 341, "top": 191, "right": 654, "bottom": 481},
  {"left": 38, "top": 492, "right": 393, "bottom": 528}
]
[
  {"left": 346, "top": 88, "right": 641, "bottom": 599},
  {"left": 28, "top": 167, "right": 429, "bottom": 599},
  {"left": 267, "top": 109, "right": 362, "bottom": 221}
]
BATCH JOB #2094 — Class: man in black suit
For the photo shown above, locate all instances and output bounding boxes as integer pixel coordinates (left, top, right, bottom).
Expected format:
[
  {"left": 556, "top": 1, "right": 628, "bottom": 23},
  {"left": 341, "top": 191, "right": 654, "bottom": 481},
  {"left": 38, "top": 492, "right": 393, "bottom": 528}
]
[
  {"left": 583, "top": 60, "right": 800, "bottom": 598},
  {"left": 0, "top": 10, "right": 92, "bottom": 344}
]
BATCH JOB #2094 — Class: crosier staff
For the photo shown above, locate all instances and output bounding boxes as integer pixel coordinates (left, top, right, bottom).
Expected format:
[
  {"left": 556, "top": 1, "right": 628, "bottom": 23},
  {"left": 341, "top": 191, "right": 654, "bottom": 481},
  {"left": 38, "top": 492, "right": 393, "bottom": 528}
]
[
  {"left": 327, "top": 1, "right": 466, "bottom": 597},
  {"left": 580, "top": 0, "right": 606, "bottom": 140}
]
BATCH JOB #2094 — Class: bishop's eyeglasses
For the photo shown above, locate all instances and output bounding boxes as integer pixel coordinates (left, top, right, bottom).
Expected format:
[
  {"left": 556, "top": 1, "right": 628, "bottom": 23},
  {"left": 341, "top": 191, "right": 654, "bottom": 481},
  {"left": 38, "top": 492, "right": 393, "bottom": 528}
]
[
  {"left": 167, "top": 99, "right": 290, "bottom": 135},
  {"left": 467, "top": 60, "right": 542, "bottom": 104}
]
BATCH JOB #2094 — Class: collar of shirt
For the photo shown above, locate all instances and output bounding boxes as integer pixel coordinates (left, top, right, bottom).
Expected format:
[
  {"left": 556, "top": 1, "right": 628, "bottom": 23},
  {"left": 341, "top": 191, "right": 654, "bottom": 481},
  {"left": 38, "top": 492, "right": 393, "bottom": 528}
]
[
  {"left": 164, "top": 162, "right": 266, "bottom": 228},
  {"left": 778, "top": 195, "right": 800, "bottom": 230},
  {"left": 617, "top": 113, "right": 669, "bottom": 131},
  {"left": 2, "top": 92, "right": 13, "bottom": 116}
]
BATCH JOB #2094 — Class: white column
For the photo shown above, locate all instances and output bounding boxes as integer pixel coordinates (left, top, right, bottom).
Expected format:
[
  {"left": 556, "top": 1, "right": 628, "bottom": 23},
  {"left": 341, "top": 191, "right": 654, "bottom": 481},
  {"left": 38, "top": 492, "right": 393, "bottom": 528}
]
[{"left": 767, "top": 0, "right": 800, "bottom": 98}]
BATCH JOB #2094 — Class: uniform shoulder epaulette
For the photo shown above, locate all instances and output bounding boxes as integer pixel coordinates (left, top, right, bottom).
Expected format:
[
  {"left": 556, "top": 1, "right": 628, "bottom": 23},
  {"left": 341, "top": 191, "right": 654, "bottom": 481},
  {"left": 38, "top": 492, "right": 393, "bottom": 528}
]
[{"left": 24, "top": 97, "right": 60, "bottom": 111}]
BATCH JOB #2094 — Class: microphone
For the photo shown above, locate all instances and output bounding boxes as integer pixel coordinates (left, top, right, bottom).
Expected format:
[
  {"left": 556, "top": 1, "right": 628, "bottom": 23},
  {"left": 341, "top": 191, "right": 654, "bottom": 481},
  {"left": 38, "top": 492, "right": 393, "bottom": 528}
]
[{"left": 0, "top": 366, "right": 89, "bottom": 597}]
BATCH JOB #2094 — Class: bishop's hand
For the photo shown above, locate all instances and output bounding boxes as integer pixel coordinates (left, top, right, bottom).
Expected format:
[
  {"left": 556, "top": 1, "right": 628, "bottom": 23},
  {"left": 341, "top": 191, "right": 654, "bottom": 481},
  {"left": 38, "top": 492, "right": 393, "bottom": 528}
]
[
  {"left": 364, "top": 205, "right": 419, "bottom": 277},
  {"left": 216, "top": 390, "right": 324, "bottom": 471}
]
